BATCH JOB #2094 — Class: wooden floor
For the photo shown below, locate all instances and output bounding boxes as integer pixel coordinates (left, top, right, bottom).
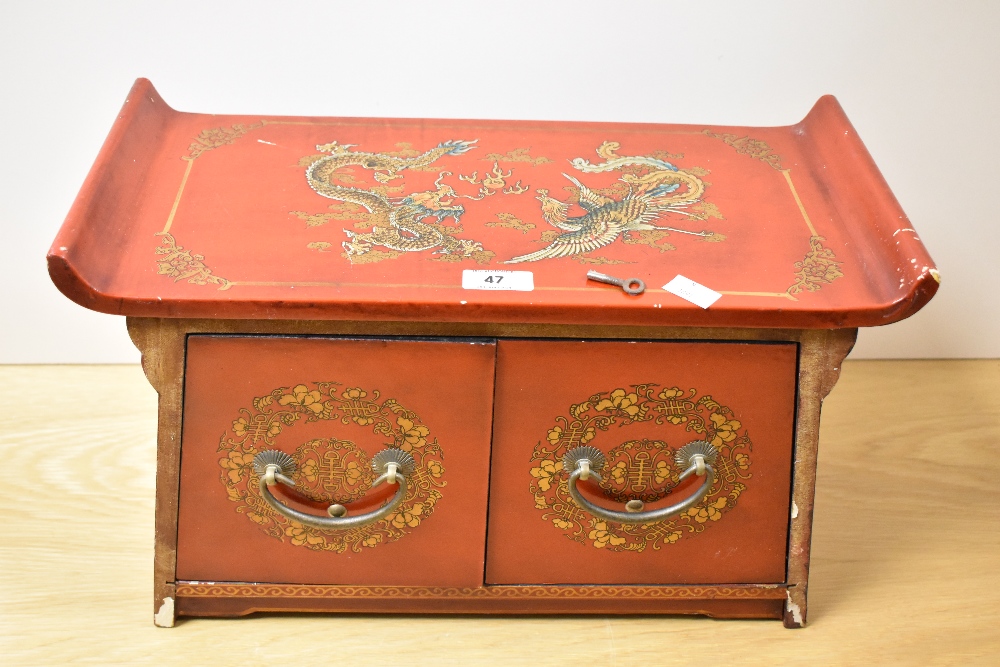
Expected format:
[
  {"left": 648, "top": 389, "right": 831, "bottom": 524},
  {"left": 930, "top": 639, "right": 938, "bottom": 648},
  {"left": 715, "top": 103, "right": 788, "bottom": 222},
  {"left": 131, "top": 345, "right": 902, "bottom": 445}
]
[{"left": 1, "top": 360, "right": 997, "bottom": 665}]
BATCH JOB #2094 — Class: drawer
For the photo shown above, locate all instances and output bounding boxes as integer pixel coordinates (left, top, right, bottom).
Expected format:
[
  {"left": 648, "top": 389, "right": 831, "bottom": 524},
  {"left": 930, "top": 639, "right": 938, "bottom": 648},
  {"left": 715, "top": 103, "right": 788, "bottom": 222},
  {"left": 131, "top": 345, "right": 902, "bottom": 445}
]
[
  {"left": 178, "top": 334, "right": 796, "bottom": 590},
  {"left": 176, "top": 335, "right": 497, "bottom": 586},
  {"left": 486, "top": 340, "right": 798, "bottom": 585}
]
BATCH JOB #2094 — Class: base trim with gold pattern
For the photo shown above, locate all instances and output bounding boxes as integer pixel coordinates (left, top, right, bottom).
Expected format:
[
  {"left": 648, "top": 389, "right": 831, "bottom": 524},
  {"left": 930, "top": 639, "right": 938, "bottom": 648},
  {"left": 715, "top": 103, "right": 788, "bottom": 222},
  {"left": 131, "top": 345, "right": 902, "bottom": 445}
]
[
  {"left": 174, "top": 582, "right": 787, "bottom": 619},
  {"left": 175, "top": 583, "right": 786, "bottom": 600}
]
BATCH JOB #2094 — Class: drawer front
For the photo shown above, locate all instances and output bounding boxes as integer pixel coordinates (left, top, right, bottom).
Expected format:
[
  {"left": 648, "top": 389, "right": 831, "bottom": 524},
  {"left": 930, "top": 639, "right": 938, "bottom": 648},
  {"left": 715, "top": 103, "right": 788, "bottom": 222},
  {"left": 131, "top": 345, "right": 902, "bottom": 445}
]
[
  {"left": 176, "top": 335, "right": 496, "bottom": 586},
  {"left": 485, "top": 340, "right": 798, "bottom": 585}
]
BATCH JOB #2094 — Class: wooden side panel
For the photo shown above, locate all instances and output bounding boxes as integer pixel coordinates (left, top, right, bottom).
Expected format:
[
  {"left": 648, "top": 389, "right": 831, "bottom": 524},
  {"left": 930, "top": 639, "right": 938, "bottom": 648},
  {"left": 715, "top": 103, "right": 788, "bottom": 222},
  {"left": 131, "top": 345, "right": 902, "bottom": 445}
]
[
  {"left": 175, "top": 336, "right": 496, "bottom": 587},
  {"left": 486, "top": 340, "right": 798, "bottom": 585},
  {"left": 783, "top": 328, "right": 857, "bottom": 627}
]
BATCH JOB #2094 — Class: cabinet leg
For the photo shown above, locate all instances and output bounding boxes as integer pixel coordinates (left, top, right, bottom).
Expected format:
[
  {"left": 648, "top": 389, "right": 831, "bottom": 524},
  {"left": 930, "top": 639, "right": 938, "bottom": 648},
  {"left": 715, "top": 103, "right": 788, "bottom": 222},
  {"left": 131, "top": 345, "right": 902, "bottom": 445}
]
[
  {"left": 154, "top": 583, "right": 176, "bottom": 628},
  {"left": 783, "top": 586, "right": 807, "bottom": 628}
]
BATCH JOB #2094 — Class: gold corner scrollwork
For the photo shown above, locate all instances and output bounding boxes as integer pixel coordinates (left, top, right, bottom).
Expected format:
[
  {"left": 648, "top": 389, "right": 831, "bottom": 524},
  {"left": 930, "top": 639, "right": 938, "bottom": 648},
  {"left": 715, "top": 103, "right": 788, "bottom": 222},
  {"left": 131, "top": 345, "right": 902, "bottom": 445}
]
[
  {"left": 186, "top": 122, "right": 266, "bottom": 161},
  {"left": 154, "top": 121, "right": 267, "bottom": 286},
  {"left": 218, "top": 382, "right": 446, "bottom": 553},
  {"left": 703, "top": 130, "right": 784, "bottom": 170},
  {"left": 530, "top": 385, "right": 752, "bottom": 553},
  {"left": 787, "top": 235, "right": 844, "bottom": 295},
  {"left": 481, "top": 147, "right": 553, "bottom": 166},
  {"left": 153, "top": 232, "right": 232, "bottom": 290}
]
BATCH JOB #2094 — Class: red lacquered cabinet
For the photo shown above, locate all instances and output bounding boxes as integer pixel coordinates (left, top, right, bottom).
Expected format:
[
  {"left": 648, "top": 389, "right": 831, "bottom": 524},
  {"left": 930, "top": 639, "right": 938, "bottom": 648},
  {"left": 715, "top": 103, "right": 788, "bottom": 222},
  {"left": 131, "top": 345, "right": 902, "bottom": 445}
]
[{"left": 48, "top": 79, "right": 937, "bottom": 627}]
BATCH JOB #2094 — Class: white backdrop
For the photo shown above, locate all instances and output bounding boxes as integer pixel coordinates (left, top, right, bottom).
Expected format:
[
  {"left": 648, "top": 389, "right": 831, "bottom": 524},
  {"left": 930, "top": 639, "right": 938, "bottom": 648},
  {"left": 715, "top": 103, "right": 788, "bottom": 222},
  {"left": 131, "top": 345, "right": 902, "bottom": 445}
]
[{"left": 2, "top": 1, "right": 997, "bottom": 362}]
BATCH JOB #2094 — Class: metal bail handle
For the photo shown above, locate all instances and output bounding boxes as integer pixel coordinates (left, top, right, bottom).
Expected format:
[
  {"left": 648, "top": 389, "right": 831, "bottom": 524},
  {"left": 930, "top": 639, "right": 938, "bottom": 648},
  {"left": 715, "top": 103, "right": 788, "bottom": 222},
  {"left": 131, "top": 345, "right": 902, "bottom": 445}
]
[
  {"left": 252, "top": 448, "right": 415, "bottom": 530},
  {"left": 562, "top": 441, "right": 719, "bottom": 525}
]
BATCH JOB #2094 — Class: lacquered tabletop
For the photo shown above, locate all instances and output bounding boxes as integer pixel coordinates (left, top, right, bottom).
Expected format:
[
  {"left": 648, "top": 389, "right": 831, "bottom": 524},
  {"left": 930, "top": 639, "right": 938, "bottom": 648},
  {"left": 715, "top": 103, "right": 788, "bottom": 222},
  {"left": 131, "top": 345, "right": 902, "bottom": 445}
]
[{"left": 48, "top": 79, "right": 937, "bottom": 328}]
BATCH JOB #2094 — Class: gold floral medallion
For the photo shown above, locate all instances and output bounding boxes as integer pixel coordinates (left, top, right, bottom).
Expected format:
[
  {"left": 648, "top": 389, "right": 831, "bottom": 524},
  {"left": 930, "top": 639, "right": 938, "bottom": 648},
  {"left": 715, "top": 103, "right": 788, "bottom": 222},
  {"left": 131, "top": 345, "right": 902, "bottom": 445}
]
[
  {"left": 529, "top": 385, "right": 752, "bottom": 552},
  {"left": 292, "top": 438, "right": 375, "bottom": 505},
  {"left": 218, "top": 383, "right": 445, "bottom": 553},
  {"left": 598, "top": 439, "right": 676, "bottom": 503}
]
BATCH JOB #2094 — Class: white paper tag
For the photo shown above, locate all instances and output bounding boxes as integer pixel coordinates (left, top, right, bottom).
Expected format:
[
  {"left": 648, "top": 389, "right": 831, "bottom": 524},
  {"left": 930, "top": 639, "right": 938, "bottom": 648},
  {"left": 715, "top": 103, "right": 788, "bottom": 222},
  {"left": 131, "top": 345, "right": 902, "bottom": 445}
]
[
  {"left": 663, "top": 275, "right": 722, "bottom": 309},
  {"left": 462, "top": 270, "right": 534, "bottom": 292}
]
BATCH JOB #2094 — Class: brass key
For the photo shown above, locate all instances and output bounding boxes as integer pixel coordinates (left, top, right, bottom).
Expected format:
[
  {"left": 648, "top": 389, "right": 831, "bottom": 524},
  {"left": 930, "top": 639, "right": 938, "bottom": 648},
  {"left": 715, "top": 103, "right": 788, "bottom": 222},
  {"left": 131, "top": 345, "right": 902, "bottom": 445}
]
[{"left": 586, "top": 270, "right": 646, "bottom": 296}]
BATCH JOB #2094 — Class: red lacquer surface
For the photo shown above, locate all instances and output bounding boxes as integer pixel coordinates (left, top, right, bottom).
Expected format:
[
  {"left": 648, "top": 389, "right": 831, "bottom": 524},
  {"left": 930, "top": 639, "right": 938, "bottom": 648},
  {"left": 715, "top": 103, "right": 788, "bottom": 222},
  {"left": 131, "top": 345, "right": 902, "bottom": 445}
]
[
  {"left": 176, "top": 336, "right": 496, "bottom": 586},
  {"left": 486, "top": 340, "right": 798, "bottom": 585},
  {"left": 49, "top": 79, "right": 938, "bottom": 328}
]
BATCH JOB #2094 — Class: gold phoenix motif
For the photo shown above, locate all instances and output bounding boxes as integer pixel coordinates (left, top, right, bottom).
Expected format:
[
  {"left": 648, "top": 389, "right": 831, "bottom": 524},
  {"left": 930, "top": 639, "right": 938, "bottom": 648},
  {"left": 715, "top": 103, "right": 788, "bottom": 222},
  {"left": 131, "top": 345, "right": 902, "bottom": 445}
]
[
  {"left": 506, "top": 141, "right": 722, "bottom": 263},
  {"left": 218, "top": 382, "right": 445, "bottom": 553},
  {"left": 529, "top": 384, "right": 752, "bottom": 552}
]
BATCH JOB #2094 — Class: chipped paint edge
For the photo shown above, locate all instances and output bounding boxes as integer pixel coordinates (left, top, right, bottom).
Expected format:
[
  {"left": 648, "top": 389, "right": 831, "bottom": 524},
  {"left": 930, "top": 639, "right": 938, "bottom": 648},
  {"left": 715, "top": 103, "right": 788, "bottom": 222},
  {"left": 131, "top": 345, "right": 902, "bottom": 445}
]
[
  {"left": 791, "top": 500, "right": 799, "bottom": 519},
  {"left": 785, "top": 591, "right": 803, "bottom": 626},
  {"left": 154, "top": 596, "right": 175, "bottom": 627}
]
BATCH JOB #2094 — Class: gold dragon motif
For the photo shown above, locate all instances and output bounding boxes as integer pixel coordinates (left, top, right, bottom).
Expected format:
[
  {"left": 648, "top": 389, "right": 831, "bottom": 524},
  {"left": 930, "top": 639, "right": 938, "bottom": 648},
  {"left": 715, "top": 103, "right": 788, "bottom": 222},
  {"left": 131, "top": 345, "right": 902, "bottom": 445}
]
[{"left": 305, "top": 140, "right": 491, "bottom": 262}]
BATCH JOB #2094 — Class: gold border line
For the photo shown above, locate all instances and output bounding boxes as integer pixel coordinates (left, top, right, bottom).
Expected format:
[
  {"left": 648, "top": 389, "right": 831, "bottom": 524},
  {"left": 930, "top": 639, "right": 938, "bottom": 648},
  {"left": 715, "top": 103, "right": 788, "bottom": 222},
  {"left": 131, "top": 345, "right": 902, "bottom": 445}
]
[
  {"left": 263, "top": 118, "right": 711, "bottom": 136},
  {"left": 159, "top": 131, "right": 815, "bottom": 301},
  {"left": 162, "top": 158, "right": 194, "bottom": 234},
  {"left": 228, "top": 282, "right": 797, "bottom": 301},
  {"left": 782, "top": 169, "right": 818, "bottom": 236},
  {"left": 719, "top": 291, "right": 797, "bottom": 300},
  {"left": 232, "top": 281, "right": 456, "bottom": 289}
]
